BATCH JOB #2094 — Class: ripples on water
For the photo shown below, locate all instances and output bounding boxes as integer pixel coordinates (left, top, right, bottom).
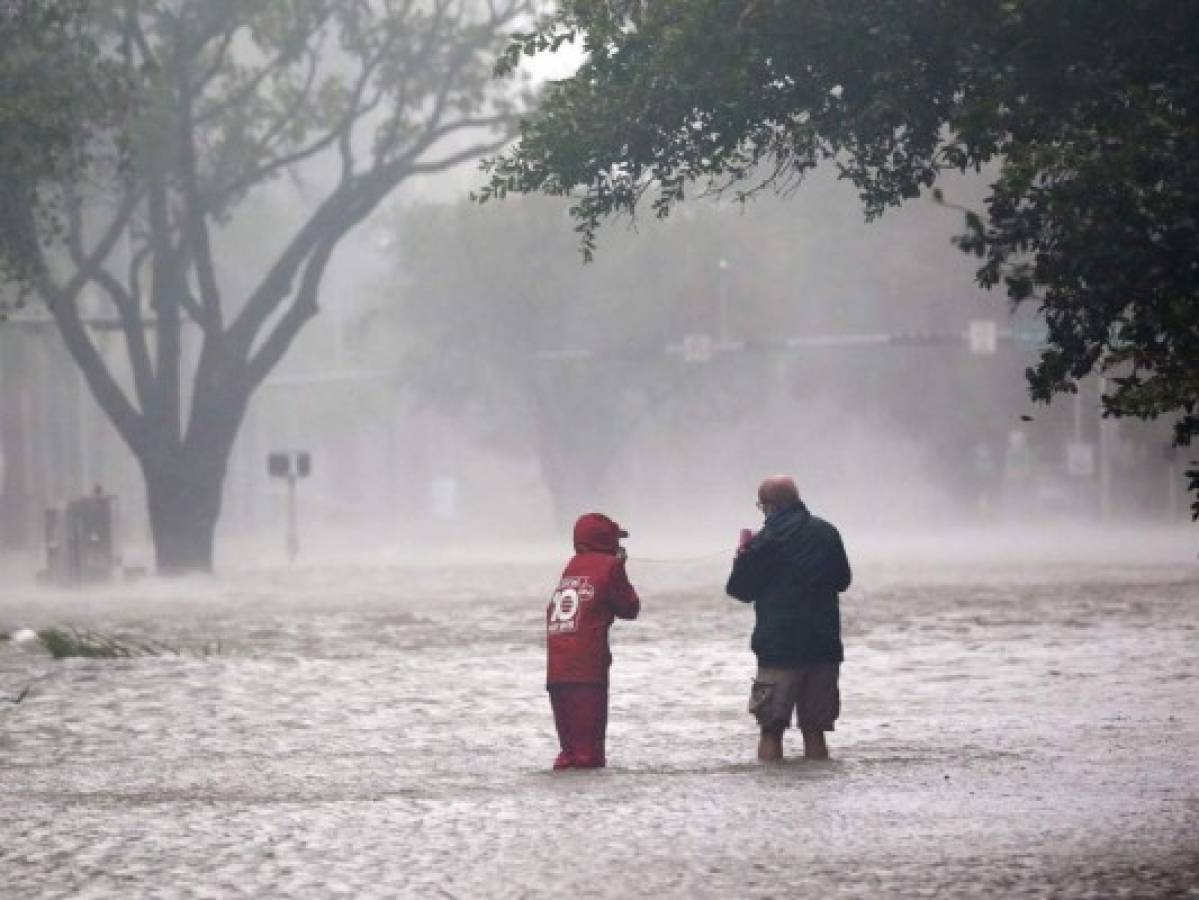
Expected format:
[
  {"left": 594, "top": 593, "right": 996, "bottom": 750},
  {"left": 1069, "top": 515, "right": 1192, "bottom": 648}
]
[{"left": 1, "top": 537, "right": 1196, "bottom": 898}]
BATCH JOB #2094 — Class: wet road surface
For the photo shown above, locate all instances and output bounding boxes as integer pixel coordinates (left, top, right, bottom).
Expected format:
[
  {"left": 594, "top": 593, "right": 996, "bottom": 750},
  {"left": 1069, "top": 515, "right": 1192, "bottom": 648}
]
[{"left": 1, "top": 534, "right": 1196, "bottom": 897}]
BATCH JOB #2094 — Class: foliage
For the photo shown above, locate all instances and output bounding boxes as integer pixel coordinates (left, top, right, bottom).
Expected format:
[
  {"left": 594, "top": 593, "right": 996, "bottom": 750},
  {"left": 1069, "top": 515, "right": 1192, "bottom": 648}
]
[
  {"left": 481, "top": 0, "right": 1199, "bottom": 514},
  {"left": 373, "top": 186, "right": 1030, "bottom": 522},
  {"left": 14, "top": 0, "right": 529, "bottom": 570},
  {"left": 37, "top": 625, "right": 222, "bottom": 658},
  {"left": 0, "top": 0, "right": 128, "bottom": 301},
  {"left": 375, "top": 195, "right": 764, "bottom": 521}
]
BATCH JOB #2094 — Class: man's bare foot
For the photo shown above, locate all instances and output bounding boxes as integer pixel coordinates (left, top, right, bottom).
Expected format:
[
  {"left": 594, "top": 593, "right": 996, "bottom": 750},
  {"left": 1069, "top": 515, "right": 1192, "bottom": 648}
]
[{"left": 758, "top": 730, "right": 784, "bottom": 762}]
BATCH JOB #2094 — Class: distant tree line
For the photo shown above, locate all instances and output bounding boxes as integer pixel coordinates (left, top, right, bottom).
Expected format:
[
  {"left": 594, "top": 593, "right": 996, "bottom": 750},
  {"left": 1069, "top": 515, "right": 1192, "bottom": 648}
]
[{"left": 480, "top": 0, "right": 1199, "bottom": 516}]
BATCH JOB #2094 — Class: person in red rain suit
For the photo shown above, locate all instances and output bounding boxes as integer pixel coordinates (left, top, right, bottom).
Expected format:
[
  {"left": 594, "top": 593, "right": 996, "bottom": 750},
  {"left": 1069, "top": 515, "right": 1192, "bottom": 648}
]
[{"left": 546, "top": 513, "right": 641, "bottom": 769}]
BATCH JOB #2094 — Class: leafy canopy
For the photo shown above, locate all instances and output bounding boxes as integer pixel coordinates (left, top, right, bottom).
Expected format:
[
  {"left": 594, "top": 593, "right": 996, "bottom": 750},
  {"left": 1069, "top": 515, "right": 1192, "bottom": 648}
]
[
  {"left": 480, "top": 0, "right": 1199, "bottom": 515},
  {"left": 0, "top": 0, "right": 127, "bottom": 296}
]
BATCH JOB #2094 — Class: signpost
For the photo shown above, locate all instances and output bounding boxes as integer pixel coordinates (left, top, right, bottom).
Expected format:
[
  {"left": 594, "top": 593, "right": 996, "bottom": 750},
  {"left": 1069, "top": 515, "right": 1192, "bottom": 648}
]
[{"left": 268, "top": 451, "right": 310, "bottom": 562}]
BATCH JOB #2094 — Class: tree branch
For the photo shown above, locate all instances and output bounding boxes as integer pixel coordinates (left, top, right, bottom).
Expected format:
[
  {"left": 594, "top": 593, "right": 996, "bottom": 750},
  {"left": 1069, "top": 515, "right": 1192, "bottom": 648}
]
[
  {"left": 146, "top": 165, "right": 182, "bottom": 446},
  {"left": 46, "top": 285, "right": 146, "bottom": 454},
  {"left": 193, "top": 12, "right": 334, "bottom": 128},
  {"left": 91, "top": 266, "right": 156, "bottom": 415},
  {"left": 190, "top": 20, "right": 237, "bottom": 94},
  {"left": 215, "top": 30, "right": 391, "bottom": 205},
  {"left": 242, "top": 238, "right": 338, "bottom": 393},
  {"left": 407, "top": 136, "right": 516, "bottom": 178},
  {"left": 61, "top": 186, "right": 143, "bottom": 303},
  {"left": 10, "top": 184, "right": 145, "bottom": 452},
  {"left": 226, "top": 187, "right": 354, "bottom": 358},
  {"left": 122, "top": 2, "right": 159, "bottom": 71},
  {"left": 175, "top": 48, "right": 222, "bottom": 333}
]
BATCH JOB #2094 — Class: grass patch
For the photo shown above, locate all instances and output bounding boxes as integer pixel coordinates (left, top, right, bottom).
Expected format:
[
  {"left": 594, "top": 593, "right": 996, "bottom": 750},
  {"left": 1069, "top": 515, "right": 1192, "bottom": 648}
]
[{"left": 37, "top": 626, "right": 224, "bottom": 660}]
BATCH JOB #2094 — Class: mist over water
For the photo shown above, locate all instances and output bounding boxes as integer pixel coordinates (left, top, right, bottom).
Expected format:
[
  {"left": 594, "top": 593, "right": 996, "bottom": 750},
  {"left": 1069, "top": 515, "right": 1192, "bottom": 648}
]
[{"left": 1, "top": 526, "right": 1196, "bottom": 897}]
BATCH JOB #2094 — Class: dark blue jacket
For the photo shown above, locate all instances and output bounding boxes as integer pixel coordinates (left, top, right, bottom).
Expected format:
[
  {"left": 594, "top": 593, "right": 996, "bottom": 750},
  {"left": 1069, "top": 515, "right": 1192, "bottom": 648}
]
[{"left": 725, "top": 501, "right": 851, "bottom": 666}]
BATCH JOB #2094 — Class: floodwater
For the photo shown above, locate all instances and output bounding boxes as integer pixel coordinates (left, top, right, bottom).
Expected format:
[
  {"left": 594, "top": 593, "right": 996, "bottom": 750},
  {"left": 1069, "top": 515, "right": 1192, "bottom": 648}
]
[{"left": 1, "top": 528, "right": 1196, "bottom": 898}]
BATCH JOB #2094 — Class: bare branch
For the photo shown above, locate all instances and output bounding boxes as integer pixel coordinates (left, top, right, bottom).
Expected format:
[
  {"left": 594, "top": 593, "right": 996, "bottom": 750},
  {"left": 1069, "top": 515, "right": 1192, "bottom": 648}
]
[
  {"left": 91, "top": 266, "right": 156, "bottom": 414},
  {"left": 122, "top": 2, "right": 159, "bottom": 71},
  {"left": 127, "top": 240, "right": 151, "bottom": 309},
  {"left": 251, "top": 38, "right": 325, "bottom": 156},
  {"left": 61, "top": 188, "right": 144, "bottom": 303},
  {"left": 406, "top": 136, "right": 516, "bottom": 178},
  {"left": 339, "top": 27, "right": 411, "bottom": 178},
  {"left": 216, "top": 120, "right": 344, "bottom": 207},
  {"left": 226, "top": 186, "right": 354, "bottom": 356},
  {"left": 217, "top": 27, "right": 394, "bottom": 203},
  {"left": 193, "top": 11, "right": 335, "bottom": 128},
  {"left": 46, "top": 287, "right": 145, "bottom": 454},
  {"left": 190, "top": 21, "right": 237, "bottom": 93},
  {"left": 175, "top": 51, "right": 222, "bottom": 332},
  {"left": 243, "top": 239, "right": 337, "bottom": 392},
  {"left": 145, "top": 167, "right": 183, "bottom": 445}
]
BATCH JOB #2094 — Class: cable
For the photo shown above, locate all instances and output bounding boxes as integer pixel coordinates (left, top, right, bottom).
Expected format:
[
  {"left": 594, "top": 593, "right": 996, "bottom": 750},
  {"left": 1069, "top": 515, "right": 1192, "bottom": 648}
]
[{"left": 626, "top": 549, "right": 733, "bottom": 565}]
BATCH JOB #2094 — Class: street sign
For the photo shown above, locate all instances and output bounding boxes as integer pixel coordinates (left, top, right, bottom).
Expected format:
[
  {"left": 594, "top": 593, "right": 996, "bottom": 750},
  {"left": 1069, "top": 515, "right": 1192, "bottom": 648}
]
[
  {"left": 968, "top": 320, "right": 998, "bottom": 355},
  {"left": 267, "top": 451, "right": 311, "bottom": 561},
  {"left": 267, "top": 452, "right": 291, "bottom": 478}
]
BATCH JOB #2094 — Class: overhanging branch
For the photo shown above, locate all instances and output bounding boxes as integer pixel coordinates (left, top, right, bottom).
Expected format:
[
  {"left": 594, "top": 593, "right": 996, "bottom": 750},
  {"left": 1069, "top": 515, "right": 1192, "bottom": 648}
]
[
  {"left": 46, "top": 289, "right": 145, "bottom": 453},
  {"left": 242, "top": 239, "right": 337, "bottom": 392}
]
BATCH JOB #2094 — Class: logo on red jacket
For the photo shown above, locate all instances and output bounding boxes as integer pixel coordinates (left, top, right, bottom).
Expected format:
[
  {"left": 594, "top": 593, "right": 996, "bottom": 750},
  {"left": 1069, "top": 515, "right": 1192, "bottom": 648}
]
[{"left": 547, "top": 576, "right": 595, "bottom": 634}]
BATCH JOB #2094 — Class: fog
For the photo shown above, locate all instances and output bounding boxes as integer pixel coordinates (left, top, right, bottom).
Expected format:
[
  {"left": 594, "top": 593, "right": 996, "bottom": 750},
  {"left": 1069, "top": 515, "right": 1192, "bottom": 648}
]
[
  {"left": 191, "top": 168, "right": 1193, "bottom": 560},
  {"left": 1, "top": 157, "right": 1192, "bottom": 566},
  {"left": 2, "top": 9, "right": 1196, "bottom": 897},
  {"left": 0, "top": 22, "right": 1189, "bottom": 567}
]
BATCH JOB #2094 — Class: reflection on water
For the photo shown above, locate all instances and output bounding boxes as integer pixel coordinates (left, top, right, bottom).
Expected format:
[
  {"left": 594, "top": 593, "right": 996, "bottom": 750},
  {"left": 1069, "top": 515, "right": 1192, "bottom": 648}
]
[{"left": 1, "top": 545, "right": 1196, "bottom": 898}]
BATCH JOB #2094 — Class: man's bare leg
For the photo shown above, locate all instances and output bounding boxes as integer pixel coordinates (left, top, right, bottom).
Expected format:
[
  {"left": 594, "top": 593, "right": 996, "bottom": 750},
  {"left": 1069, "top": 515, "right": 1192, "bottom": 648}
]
[
  {"left": 801, "top": 729, "right": 829, "bottom": 760},
  {"left": 758, "top": 728, "right": 784, "bottom": 762}
]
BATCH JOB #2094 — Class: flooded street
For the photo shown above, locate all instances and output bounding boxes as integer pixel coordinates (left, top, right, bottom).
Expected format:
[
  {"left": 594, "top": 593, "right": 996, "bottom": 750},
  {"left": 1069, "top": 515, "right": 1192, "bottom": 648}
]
[{"left": 1, "top": 529, "right": 1197, "bottom": 898}]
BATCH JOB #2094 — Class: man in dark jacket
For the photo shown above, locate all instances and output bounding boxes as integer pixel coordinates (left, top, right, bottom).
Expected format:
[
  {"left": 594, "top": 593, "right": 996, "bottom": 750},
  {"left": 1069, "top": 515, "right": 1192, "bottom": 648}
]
[{"left": 726, "top": 476, "right": 852, "bottom": 762}]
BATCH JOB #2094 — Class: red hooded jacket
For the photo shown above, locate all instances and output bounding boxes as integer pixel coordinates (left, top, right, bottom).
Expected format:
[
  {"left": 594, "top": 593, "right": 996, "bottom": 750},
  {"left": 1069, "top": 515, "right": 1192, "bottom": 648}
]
[{"left": 546, "top": 513, "right": 641, "bottom": 685}]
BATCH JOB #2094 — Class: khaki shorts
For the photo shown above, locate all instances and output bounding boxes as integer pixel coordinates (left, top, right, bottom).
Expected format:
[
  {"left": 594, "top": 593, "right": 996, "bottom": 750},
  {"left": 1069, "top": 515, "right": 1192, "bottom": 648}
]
[{"left": 748, "top": 664, "right": 840, "bottom": 733}]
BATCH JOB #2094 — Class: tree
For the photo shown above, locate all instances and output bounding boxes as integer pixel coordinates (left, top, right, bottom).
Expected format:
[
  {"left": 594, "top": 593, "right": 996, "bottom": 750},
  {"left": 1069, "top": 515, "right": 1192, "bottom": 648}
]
[
  {"left": 18, "top": 0, "right": 527, "bottom": 572},
  {"left": 480, "top": 0, "right": 1199, "bottom": 516},
  {"left": 0, "top": 0, "right": 127, "bottom": 298},
  {"left": 376, "top": 196, "right": 759, "bottom": 526}
]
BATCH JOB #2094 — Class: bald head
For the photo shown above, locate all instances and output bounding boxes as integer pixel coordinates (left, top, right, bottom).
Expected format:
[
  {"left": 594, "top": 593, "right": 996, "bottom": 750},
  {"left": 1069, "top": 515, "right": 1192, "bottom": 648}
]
[{"left": 757, "top": 475, "right": 800, "bottom": 514}]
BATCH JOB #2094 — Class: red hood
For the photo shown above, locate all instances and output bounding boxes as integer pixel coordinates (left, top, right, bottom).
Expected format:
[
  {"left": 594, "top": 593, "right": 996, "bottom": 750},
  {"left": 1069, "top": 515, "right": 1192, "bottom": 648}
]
[{"left": 573, "top": 513, "right": 627, "bottom": 554}]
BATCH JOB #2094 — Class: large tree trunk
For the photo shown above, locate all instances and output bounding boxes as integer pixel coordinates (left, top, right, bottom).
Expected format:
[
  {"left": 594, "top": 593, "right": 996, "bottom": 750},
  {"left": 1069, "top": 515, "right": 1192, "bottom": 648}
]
[
  {"left": 141, "top": 395, "right": 244, "bottom": 575},
  {"left": 0, "top": 329, "right": 32, "bottom": 548},
  {"left": 144, "top": 460, "right": 223, "bottom": 573}
]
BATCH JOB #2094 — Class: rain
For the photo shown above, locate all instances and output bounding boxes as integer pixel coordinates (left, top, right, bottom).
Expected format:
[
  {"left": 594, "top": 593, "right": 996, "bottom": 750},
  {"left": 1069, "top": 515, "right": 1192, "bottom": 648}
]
[{"left": 1, "top": 2, "right": 1196, "bottom": 897}]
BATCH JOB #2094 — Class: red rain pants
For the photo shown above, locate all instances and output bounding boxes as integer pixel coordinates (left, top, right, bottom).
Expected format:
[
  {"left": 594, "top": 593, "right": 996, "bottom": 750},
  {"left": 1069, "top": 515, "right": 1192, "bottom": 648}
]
[{"left": 548, "top": 684, "right": 608, "bottom": 769}]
